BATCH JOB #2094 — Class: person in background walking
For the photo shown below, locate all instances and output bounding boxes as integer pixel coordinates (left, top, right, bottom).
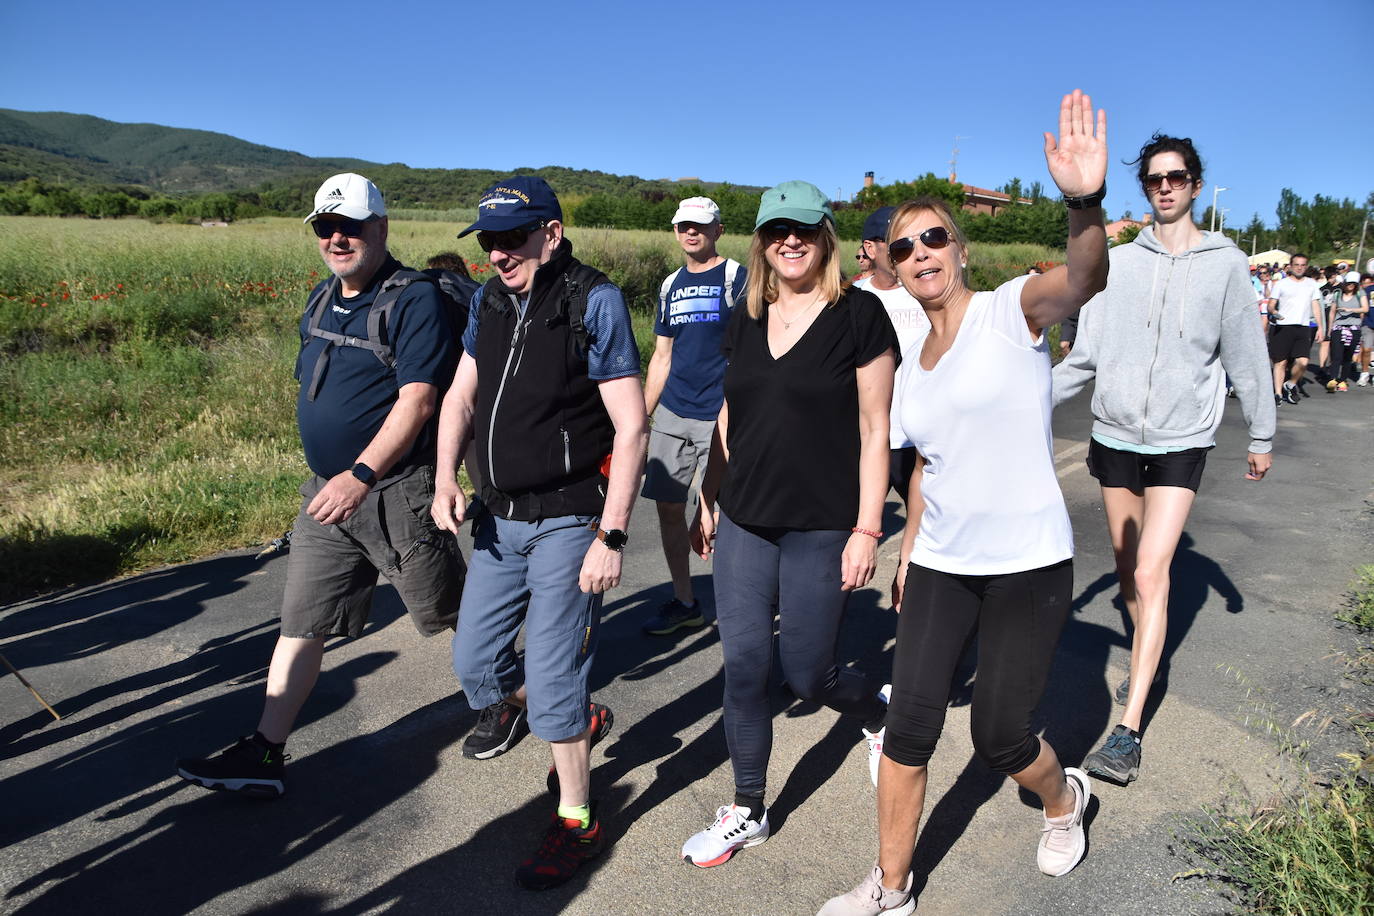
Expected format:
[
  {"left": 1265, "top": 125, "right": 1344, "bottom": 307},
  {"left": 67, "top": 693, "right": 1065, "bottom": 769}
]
[{"left": 1053, "top": 132, "right": 1274, "bottom": 788}]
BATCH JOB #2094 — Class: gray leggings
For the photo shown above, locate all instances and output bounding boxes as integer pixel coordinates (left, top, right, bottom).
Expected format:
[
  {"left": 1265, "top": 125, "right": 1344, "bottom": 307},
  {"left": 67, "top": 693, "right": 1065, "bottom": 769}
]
[{"left": 714, "top": 511, "right": 886, "bottom": 798}]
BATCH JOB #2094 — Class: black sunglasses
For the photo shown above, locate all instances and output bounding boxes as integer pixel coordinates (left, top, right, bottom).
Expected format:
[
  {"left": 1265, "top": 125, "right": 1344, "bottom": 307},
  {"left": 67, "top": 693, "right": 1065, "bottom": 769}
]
[
  {"left": 477, "top": 221, "right": 544, "bottom": 253},
  {"left": 1143, "top": 170, "right": 1194, "bottom": 192},
  {"left": 760, "top": 221, "right": 823, "bottom": 244},
  {"left": 888, "top": 226, "right": 952, "bottom": 263},
  {"left": 311, "top": 216, "right": 374, "bottom": 239}
]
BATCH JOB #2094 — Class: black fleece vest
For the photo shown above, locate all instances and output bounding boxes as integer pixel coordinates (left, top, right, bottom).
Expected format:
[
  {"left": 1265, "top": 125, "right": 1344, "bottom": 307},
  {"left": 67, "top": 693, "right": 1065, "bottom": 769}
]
[{"left": 473, "top": 241, "right": 615, "bottom": 520}]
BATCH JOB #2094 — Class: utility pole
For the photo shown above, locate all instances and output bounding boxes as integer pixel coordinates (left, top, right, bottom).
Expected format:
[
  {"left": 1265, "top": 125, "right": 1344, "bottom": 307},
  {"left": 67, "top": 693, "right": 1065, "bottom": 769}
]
[
  {"left": 949, "top": 136, "right": 971, "bottom": 184},
  {"left": 1357, "top": 210, "right": 1369, "bottom": 272},
  {"left": 1210, "top": 185, "right": 1229, "bottom": 231}
]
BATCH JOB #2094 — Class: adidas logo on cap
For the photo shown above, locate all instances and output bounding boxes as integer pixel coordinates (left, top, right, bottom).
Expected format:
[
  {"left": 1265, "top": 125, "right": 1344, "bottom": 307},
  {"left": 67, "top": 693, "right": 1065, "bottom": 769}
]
[{"left": 326, "top": 188, "right": 345, "bottom": 200}]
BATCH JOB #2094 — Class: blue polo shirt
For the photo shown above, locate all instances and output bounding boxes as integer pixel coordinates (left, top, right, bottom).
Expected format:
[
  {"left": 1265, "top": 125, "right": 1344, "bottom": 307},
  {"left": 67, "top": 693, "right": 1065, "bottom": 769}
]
[
  {"left": 296, "top": 258, "right": 455, "bottom": 481},
  {"left": 655, "top": 260, "right": 746, "bottom": 420}
]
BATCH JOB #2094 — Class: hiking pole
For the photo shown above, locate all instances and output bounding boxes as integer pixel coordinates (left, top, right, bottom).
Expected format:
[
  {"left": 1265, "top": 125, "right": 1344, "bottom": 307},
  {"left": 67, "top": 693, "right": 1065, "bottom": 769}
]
[{"left": 0, "top": 652, "right": 61, "bottom": 721}]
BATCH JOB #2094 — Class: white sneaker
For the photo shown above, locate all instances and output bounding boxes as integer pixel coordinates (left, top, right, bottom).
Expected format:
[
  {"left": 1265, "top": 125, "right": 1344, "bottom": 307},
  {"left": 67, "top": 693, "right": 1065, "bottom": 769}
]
[
  {"left": 864, "top": 683, "right": 892, "bottom": 787},
  {"left": 817, "top": 864, "right": 916, "bottom": 915},
  {"left": 1037, "top": 767, "right": 1091, "bottom": 876},
  {"left": 1358, "top": 372, "right": 1371, "bottom": 386},
  {"left": 681, "top": 804, "right": 769, "bottom": 868}
]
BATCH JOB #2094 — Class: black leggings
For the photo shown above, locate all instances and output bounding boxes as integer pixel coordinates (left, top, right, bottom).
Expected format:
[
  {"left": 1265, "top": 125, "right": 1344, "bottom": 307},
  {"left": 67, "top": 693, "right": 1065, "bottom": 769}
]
[{"left": 884, "top": 559, "right": 1073, "bottom": 774}]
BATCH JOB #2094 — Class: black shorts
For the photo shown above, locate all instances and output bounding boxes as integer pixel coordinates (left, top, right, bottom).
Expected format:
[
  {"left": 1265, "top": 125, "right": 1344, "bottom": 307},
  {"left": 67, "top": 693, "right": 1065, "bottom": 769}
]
[
  {"left": 1268, "top": 325, "right": 1311, "bottom": 362},
  {"left": 1086, "top": 438, "right": 1211, "bottom": 492}
]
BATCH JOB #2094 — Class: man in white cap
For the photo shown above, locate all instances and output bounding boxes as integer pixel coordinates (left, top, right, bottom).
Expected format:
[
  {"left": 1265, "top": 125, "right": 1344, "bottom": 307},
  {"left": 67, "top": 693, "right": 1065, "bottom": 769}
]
[
  {"left": 176, "top": 173, "right": 463, "bottom": 798},
  {"left": 639, "top": 197, "right": 747, "bottom": 636}
]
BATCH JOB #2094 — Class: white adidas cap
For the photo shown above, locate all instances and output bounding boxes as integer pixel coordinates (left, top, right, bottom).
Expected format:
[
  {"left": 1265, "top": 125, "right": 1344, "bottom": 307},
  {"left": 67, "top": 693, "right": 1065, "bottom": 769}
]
[{"left": 304, "top": 173, "right": 387, "bottom": 223}]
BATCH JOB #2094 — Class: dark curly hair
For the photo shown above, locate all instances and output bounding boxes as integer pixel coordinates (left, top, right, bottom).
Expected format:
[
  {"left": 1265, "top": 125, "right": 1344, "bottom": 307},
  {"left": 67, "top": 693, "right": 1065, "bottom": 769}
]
[{"left": 1128, "top": 133, "right": 1203, "bottom": 189}]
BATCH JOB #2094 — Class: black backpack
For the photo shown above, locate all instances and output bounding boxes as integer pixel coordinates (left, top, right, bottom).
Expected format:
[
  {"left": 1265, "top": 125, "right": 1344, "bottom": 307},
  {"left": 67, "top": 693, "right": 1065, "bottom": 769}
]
[{"left": 299, "top": 266, "right": 479, "bottom": 400}]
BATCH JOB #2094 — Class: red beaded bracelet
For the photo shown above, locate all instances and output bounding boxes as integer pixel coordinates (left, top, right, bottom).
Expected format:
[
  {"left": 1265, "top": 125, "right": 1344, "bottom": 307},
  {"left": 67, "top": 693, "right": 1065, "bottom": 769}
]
[{"left": 851, "top": 527, "right": 881, "bottom": 539}]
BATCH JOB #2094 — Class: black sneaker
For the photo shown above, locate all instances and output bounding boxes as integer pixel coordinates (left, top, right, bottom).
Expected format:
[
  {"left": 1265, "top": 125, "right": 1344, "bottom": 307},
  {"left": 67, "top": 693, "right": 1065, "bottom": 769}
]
[
  {"left": 463, "top": 700, "right": 528, "bottom": 760},
  {"left": 176, "top": 733, "right": 288, "bottom": 798},
  {"left": 1083, "top": 724, "right": 1141, "bottom": 785},
  {"left": 641, "top": 598, "right": 706, "bottom": 636},
  {"left": 546, "top": 702, "right": 614, "bottom": 795},
  {"left": 514, "top": 805, "right": 604, "bottom": 890},
  {"left": 1282, "top": 384, "right": 1299, "bottom": 405}
]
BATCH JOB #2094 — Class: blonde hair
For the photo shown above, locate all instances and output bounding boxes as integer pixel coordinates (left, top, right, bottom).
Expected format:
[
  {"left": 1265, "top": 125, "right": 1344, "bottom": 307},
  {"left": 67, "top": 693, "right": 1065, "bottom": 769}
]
[
  {"left": 746, "top": 220, "right": 843, "bottom": 319},
  {"left": 886, "top": 197, "right": 970, "bottom": 288}
]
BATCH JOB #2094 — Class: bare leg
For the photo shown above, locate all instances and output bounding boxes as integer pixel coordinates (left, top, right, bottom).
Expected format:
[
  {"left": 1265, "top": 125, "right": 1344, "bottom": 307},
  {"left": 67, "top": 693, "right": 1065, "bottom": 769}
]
[
  {"left": 655, "top": 500, "right": 695, "bottom": 606},
  {"left": 257, "top": 635, "right": 326, "bottom": 744},
  {"left": 550, "top": 730, "right": 592, "bottom": 808},
  {"left": 1271, "top": 360, "right": 1287, "bottom": 394},
  {"left": 1101, "top": 486, "right": 1145, "bottom": 630},
  {"left": 875, "top": 756, "right": 928, "bottom": 889},
  {"left": 1289, "top": 356, "right": 1308, "bottom": 386},
  {"left": 1009, "top": 737, "right": 1075, "bottom": 816},
  {"left": 506, "top": 684, "right": 527, "bottom": 708},
  {"left": 1120, "top": 486, "right": 1196, "bottom": 732}
]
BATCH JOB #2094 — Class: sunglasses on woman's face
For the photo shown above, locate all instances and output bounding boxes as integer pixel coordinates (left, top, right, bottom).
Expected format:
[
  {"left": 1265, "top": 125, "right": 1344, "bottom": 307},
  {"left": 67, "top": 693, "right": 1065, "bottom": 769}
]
[
  {"left": 888, "top": 226, "right": 952, "bottom": 263},
  {"left": 760, "top": 221, "right": 823, "bottom": 244},
  {"left": 1143, "top": 170, "right": 1194, "bottom": 192},
  {"left": 477, "top": 221, "right": 544, "bottom": 253}
]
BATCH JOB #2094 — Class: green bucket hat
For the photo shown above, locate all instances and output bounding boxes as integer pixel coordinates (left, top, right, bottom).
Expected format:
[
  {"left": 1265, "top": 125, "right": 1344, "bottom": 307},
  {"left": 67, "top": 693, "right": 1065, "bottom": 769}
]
[{"left": 754, "top": 180, "right": 834, "bottom": 231}]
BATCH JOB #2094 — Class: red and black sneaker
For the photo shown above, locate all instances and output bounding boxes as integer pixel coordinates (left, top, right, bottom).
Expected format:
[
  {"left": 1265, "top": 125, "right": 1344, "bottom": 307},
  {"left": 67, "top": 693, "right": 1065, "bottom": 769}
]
[
  {"left": 546, "top": 702, "right": 614, "bottom": 795},
  {"left": 514, "top": 807, "right": 604, "bottom": 890}
]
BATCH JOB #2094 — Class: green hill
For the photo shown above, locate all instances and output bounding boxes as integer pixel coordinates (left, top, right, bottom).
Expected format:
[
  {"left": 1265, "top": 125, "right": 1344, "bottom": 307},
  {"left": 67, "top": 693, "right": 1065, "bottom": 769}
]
[{"left": 0, "top": 109, "right": 757, "bottom": 203}]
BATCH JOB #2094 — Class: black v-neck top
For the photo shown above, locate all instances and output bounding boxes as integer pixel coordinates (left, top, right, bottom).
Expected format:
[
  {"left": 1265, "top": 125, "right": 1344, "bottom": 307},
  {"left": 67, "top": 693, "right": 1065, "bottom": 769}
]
[{"left": 717, "top": 288, "right": 898, "bottom": 530}]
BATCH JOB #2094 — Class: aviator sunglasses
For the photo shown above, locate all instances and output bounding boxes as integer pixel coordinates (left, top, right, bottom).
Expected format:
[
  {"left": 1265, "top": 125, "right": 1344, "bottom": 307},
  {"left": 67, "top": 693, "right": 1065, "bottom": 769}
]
[
  {"left": 888, "top": 226, "right": 952, "bottom": 263},
  {"left": 760, "top": 221, "right": 824, "bottom": 244},
  {"left": 311, "top": 216, "right": 375, "bottom": 239},
  {"left": 1143, "top": 170, "right": 1194, "bottom": 192}
]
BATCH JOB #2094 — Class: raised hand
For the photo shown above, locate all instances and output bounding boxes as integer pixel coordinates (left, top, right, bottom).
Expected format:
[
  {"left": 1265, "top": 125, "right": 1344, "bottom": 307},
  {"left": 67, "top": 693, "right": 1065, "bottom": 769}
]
[{"left": 1043, "top": 89, "right": 1107, "bottom": 198}]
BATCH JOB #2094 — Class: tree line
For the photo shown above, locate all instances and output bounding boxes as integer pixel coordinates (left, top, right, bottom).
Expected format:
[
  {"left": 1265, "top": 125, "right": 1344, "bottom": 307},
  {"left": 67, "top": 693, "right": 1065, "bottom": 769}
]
[{"left": 3, "top": 171, "right": 1368, "bottom": 260}]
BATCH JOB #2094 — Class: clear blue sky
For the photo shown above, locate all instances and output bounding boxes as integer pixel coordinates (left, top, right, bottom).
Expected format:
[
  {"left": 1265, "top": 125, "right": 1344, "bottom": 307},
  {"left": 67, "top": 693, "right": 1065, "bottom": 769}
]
[{"left": 3, "top": 0, "right": 1371, "bottom": 230}]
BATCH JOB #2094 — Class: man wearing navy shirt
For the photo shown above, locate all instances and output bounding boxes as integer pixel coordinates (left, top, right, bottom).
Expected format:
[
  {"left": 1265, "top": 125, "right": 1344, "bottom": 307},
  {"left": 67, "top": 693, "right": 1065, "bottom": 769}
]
[
  {"left": 640, "top": 197, "right": 745, "bottom": 635},
  {"left": 177, "top": 173, "right": 463, "bottom": 798},
  {"left": 431, "top": 176, "right": 648, "bottom": 890}
]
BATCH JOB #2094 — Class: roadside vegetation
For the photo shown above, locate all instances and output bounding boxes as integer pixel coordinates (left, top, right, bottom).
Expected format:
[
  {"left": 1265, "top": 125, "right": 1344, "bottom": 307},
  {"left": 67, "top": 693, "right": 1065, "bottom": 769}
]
[
  {"left": 1177, "top": 569, "right": 1374, "bottom": 914},
  {"left": 0, "top": 215, "right": 1057, "bottom": 601}
]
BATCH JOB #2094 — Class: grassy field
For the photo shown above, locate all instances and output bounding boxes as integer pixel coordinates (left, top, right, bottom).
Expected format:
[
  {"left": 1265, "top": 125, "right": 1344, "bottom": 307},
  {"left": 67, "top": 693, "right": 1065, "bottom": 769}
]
[{"left": 0, "top": 215, "right": 1061, "bottom": 600}]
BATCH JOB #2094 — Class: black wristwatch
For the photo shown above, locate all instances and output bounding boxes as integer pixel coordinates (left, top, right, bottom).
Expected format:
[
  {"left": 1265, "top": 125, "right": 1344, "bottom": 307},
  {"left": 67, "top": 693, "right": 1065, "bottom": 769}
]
[
  {"left": 1063, "top": 184, "right": 1107, "bottom": 210},
  {"left": 595, "top": 527, "right": 629, "bottom": 552},
  {"left": 350, "top": 462, "right": 377, "bottom": 488}
]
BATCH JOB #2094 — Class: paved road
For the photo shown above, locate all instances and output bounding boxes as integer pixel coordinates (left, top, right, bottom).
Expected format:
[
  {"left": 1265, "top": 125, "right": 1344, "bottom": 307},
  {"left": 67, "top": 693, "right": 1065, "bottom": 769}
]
[{"left": 3, "top": 382, "right": 1371, "bottom": 915}]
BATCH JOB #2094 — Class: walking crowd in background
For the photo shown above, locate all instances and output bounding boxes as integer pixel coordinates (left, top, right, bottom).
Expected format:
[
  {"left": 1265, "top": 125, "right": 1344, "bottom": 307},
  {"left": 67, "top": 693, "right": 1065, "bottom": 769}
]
[{"left": 171, "top": 87, "right": 1348, "bottom": 913}]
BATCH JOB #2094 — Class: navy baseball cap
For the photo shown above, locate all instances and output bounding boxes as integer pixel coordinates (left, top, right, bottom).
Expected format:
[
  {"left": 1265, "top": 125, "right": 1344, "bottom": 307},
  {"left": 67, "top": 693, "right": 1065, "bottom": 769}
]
[
  {"left": 862, "top": 206, "right": 896, "bottom": 241},
  {"left": 458, "top": 175, "right": 563, "bottom": 237}
]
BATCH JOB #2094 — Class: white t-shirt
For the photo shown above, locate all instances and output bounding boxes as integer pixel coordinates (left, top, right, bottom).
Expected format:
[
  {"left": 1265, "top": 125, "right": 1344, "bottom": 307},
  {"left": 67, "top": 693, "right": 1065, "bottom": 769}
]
[
  {"left": 857, "top": 277, "right": 928, "bottom": 447},
  {"left": 1269, "top": 276, "right": 1321, "bottom": 326},
  {"left": 896, "top": 274, "right": 1073, "bottom": 575}
]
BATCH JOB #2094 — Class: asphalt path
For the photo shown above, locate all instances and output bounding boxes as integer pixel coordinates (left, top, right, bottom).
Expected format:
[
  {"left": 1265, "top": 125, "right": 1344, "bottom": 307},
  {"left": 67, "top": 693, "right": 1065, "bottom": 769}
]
[{"left": 3, "top": 380, "right": 1372, "bottom": 915}]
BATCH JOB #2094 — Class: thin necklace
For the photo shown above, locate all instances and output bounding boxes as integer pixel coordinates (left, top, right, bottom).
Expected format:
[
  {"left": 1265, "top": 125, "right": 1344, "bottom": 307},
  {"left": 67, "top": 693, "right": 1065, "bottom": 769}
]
[{"left": 774, "top": 296, "right": 824, "bottom": 330}]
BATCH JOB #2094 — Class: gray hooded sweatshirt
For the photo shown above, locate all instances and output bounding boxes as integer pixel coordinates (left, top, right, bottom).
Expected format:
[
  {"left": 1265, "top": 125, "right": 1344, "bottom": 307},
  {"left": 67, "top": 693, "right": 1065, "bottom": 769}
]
[{"left": 1053, "top": 226, "right": 1275, "bottom": 454}]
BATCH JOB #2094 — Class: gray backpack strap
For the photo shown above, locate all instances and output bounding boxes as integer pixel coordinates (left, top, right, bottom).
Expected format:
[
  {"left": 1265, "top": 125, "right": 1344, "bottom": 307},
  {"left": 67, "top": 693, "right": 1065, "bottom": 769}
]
[
  {"left": 659, "top": 268, "right": 682, "bottom": 325},
  {"left": 723, "top": 259, "right": 741, "bottom": 311},
  {"left": 301, "top": 270, "right": 426, "bottom": 401}
]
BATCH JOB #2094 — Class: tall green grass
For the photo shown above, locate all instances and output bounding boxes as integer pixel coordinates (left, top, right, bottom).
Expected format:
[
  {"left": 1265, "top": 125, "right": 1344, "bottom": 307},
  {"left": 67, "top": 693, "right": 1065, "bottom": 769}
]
[{"left": 0, "top": 216, "right": 1057, "bottom": 599}]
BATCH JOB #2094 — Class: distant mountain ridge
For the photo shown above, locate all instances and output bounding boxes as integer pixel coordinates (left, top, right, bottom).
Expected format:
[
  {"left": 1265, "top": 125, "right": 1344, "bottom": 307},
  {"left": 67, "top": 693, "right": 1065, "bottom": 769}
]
[{"left": 0, "top": 109, "right": 754, "bottom": 203}]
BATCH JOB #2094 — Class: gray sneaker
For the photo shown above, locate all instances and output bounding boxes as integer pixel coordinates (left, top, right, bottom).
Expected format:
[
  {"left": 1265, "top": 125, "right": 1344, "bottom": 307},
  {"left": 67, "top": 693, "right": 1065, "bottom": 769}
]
[
  {"left": 817, "top": 865, "right": 916, "bottom": 915},
  {"left": 1083, "top": 725, "right": 1141, "bottom": 785},
  {"left": 642, "top": 598, "right": 706, "bottom": 636},
  {"left": 1114, "top": 667, "right": 1163, "bottom": 705}
]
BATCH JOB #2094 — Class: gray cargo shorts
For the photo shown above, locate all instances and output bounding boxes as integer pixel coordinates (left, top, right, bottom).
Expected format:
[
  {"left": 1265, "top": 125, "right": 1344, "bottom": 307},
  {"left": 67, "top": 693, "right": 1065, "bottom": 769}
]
[
  {"left": 280, "top": 466, "right": 465, "bottom": 639},
  {"left": 641, "top": 404, "right": 717, "bottom": 503}
]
